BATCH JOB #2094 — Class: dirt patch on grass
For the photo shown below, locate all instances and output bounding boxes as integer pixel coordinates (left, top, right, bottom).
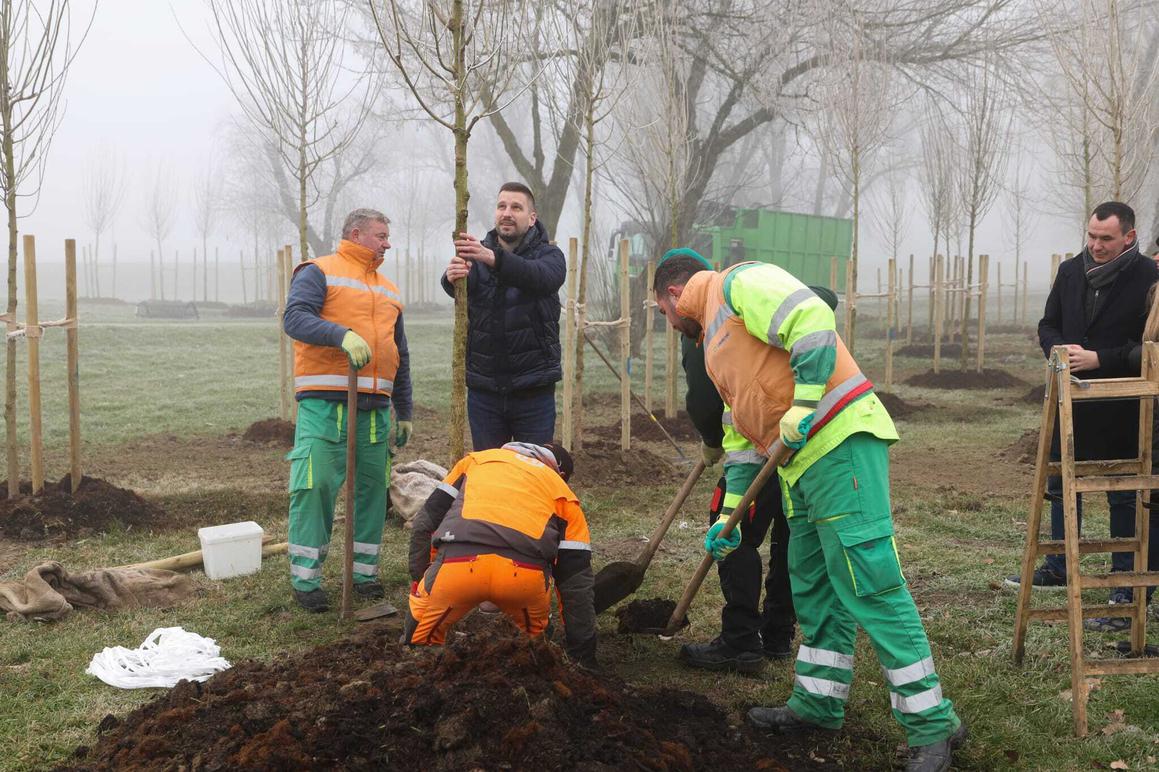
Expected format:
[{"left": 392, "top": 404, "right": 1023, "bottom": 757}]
[
  {"left": 570, "top": 438, "right": 682, "bottom": 487},
  {"left": 1020, "top": 384, "right": 1046, "bottom": 404},
  {"left": 589, "top": 409, "right": 700, "bottom": 444},
  {"left": 241, "top": 418, "right": 295, "bottom": 447},
  {"left": 615, "top": 598, "right": 688, "bottom": 634},
  {"left": 875, "top": 392, "right": 926, "bottom": 419},
  {"left": 904, "top": 368, "right": 1028, "bottom": 390},
  {"left": 61, "top": 624, "right": 822, "bottom": 771},
  {"left": 895, "top": 343, "right": 962, "bottom": 359},
  {"left": 1002, "top": 429, "right": 1041, "bottom": 465},
  {"left": 0, "top": 476, "right": 165, "bottom": 541}
]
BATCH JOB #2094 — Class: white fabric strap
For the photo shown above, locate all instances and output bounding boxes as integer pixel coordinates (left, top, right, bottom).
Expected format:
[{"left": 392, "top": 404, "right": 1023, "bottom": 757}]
[
  {"left": 797, "top": 645, "right": 854, "bottom": 671},
  {"left": 883, "top": 656, "right": 936, "bottom": 687}
]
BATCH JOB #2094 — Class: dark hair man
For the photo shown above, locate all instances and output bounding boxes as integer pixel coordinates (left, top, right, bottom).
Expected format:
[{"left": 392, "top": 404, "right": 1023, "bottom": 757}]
[
  {"left": 1007, "top": 202, "right": 1159, "bottom": 633},
  {"left": 443, "top": 183, "right": 566, "bottom": 450}
]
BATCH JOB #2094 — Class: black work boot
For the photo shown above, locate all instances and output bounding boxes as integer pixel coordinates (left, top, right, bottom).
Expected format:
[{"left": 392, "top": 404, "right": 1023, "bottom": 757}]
[
  {"left": 746, "top": 705, "right": 828, "bottom": 733},
  {"left": 293, "top": 588, "right": 330, "bottom": 613},
  {"left": 679, "top": 637, "right": 765, "bottom": 674},
  {"left": 906, "top": 722, "right": 968, "bottom": 772},
  {"left": 353, "top": 581, "right": 385, "bottom": 600}
]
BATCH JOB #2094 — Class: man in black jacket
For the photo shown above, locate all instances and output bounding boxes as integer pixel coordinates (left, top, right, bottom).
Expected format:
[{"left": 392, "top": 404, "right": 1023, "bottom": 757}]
[
  {"left": 1007, "top": 202, "right": 1159, "bottom": 628},
  {"left": 443, "top": 182, "right": 565, "bottom": 450}
]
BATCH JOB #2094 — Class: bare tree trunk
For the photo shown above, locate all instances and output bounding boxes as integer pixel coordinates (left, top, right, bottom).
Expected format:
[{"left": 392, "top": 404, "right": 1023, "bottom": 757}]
[
  {"left": 572, "top": 101, "right": 596, "bottom": 452},
  {"left": 960, "top": 208, "right": 976, "bottom": 368},
  {"left": 239, "top": 249, "right": 248, "bottom": 304},
  {"left": 3, "top": 95, "right": 17, "bottom": 495},
  {"left": 449, "top": 0, "right": 469, "bottom": 463},
  {"left": 112, "top": 242, "right": 117, "bottom": 299},
  {"left": 848, "top": 157, "right": 860, "bottom": 354}
]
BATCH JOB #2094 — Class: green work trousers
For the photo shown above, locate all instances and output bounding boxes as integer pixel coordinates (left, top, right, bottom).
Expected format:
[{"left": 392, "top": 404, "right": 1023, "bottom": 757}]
[
  {"left": 780, "top": 431, "right": 960, "bottom": 747},
  {"left": 287, "top": 398, "right": 391, "bottom": 592}
]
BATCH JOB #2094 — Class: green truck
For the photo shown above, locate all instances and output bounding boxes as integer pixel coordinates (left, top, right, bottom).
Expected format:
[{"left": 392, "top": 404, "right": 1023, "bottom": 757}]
[{"left": 611, "top": 207, "right": 854, "bottom": 291}]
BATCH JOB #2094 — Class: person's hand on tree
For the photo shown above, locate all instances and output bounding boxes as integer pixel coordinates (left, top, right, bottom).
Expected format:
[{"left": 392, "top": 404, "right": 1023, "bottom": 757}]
[
  {"left": 445, "top": 256, "right": 471, "bottom": 283},
  {"left": 453, "top": 232, "right": 496, "bottom": 268}
]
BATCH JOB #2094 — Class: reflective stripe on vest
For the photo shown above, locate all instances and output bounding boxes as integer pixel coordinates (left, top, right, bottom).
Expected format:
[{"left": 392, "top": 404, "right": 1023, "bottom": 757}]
[
  {"left": 295, "top": 375, "right": 395, "bottom": 392},
  {"left": 325, "top": 274, "right": 403, "bottom": 303}
]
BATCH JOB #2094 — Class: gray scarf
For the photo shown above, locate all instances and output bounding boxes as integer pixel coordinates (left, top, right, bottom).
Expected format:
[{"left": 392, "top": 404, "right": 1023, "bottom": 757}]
[{"left": 1082, "top": 242, "right": 1139, "bottom": 322}]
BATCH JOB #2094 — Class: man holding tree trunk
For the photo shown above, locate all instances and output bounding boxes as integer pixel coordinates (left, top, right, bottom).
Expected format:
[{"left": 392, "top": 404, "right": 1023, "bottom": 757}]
[{"left": 442, "top": 182, "right": 566, "bottom": 451}]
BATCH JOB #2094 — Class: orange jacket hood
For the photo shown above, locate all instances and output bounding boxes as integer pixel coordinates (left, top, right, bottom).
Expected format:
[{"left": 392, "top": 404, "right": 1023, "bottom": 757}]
[
  {"left": 675, "top": 270, "right": 717, "bottom": 328},
  {"left": 336, "top": 239, "right": 383, "bottom": 272}
]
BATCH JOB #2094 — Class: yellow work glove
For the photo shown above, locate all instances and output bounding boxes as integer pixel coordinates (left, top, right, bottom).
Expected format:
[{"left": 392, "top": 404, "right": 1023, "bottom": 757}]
[
  {"left": 780, "top": 405, "right": 815, "bottom": 450},
  {"left": 340, "top": 330, "right": 372, "bottom": 369},
  {"left": 395, "top": 420, "right": 413, "bottom": 448},
  {"left": 701, "top": 442, "right": 724, "bottom": 467}
]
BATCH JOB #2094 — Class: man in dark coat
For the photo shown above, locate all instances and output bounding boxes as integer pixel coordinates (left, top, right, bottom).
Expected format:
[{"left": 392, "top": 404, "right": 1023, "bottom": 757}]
[
  {"left": 443, "top": 182, "right": 565, "bottom": 450},
  {"left": 1007, "top": 202, "right": 1159, "bottom": 628}
]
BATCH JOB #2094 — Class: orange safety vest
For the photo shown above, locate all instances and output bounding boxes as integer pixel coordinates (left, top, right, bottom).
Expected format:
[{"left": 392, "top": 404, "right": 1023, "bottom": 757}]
[
  {"left": 677, "top": 266, "right": 870, "bottom": 454},
  {"left": 434, "top": 448, "right": 591, "bottom": 565},
  {"left": 293, "top": 240, "right": 403, "bottom": 397}
]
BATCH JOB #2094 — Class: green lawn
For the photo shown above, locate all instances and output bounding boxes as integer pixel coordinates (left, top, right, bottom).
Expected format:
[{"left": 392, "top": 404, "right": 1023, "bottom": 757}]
[{"left": 1, "top": 300, "right": 1157, "bottom": 771}]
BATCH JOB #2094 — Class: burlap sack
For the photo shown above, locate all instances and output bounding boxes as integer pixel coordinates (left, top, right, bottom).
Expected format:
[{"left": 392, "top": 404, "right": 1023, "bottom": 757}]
[{"left": 390, "top": 459, "right": 448, "bottom": 527}]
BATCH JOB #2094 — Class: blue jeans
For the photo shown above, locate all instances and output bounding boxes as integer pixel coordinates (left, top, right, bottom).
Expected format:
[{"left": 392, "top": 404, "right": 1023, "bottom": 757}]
[
  {"left": 1043, "top": 475, "right": 1142, "bottom": 583},
  {"left": 467, "top": 386, "right": 556, "bottom": 451}
]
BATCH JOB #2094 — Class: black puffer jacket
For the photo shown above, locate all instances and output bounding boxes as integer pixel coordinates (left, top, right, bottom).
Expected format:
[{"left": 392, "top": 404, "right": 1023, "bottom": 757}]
[
  {"left": 1039, "top": 246, "right": 1159, "bottom": 460},
  {"left": 442, "top": 220, "right": 565, "bottom": 392}
]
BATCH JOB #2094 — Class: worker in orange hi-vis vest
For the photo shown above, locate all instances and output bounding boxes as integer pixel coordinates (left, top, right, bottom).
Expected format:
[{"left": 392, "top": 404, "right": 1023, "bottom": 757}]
[{"left": 405, "top": 442, "right": 596, "bottom": 669}]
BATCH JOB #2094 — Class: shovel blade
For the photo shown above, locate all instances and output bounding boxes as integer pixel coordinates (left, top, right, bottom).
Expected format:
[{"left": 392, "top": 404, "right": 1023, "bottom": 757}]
[
  {"left": 354, "top": 602, "right": 399, "bottom": 622},
  {"left": 593, "top": 561, "right": 645, "bottom": 615}
]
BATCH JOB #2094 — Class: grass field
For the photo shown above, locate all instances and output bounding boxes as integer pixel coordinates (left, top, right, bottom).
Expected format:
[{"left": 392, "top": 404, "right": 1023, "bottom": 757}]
[{"left": 1, "top": 298, "right": 1158, "bottom": 771}]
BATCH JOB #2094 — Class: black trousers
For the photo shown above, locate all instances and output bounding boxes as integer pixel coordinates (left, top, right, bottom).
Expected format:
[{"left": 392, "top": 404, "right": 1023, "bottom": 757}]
[{"left": 708, "top": 472, "right": 796, "bottom": 652}]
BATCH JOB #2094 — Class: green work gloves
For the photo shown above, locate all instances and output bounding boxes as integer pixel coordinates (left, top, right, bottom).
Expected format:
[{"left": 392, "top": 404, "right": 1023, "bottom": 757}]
[
  {"left": 395, "top": 420, "right": 413, "bottom": 448},
  {"left": 780, "top": 405, "right": 815, "bottom": 450},
  {"left": 341, "top": 330, "right": 372, "bottom": 368},
  {"left": 705, "top": 515, "right": 741, "bottom": 561},
  {"left": 701, "top": 442, "right": 724, "bottom": 467}
]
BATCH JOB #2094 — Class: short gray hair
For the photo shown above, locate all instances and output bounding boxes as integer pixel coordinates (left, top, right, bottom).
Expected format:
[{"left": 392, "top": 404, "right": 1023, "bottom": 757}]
[{"left": 341, "top": 208, "right": 390, "bottom": 239}]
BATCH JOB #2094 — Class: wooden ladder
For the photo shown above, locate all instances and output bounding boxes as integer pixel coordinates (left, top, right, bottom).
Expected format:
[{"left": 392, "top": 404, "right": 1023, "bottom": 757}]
[{"left": 1012, "top": 342, "right": 1159, "bottom": 736}]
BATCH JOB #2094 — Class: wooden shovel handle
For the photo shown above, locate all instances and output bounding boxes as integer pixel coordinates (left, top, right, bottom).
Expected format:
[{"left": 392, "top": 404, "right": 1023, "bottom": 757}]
[
  {"left": 341, "top": 365, "right": 358, "bottom": 621},
  {"left": 663, "top": 440, "right": 790, "bottom": 636},
  {"left": 636, "top": 460, "right": 706, "bottom": 569}
]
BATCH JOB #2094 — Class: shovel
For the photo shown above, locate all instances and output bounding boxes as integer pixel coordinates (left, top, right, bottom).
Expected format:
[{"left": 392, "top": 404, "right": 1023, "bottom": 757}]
[
  {"left": 593, "top": 459, "right": 706, "bottom": 614},
  {"left": 660, "top": 439, "right": 791, "bottom": 636}
]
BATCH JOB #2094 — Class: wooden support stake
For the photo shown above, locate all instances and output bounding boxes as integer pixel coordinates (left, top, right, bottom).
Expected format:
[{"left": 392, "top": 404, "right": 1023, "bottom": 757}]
[
  {"left": 830, "top": 256, "right": 838, "bottom": 291},
  {"left": 997, "top": 261, "right": 1003, "bottom": 326},
  {"left": 876, "top": 267, "right": 882, "bottom": 315},
  {"left": 977, "top": 254, "right": 988, "bottom": 373},
  {"left": 276, "top": 248, "right": 289, "bottom": 422},
  {"left": 927, "top": 254, "right": 935, "bottom": 337},
  {"left": 934, "top": 254, "right": 944, "bottom": 374},
  {"left": 1022, "top": 260, "right": 1029, "bottom": 326},
  {"left": 23, "top": 235, "right": 43, "bottom": 495},
  {"left": 619, "top": 239, "right": 631, "bottom": 451},
  {"left": 665, "top": 326, "right": 677, "bottom": 418},
  {"left": 644, "top": 259, "right": 655, "bottom": 414},
  {"left": 562, "top": 238, "right": 578, "bottom": 449},
  {"left": 284, "top": 246, "right": 296, "bottom": 422},
  {"left": 65, "top": 240, "right": 81, "bottom": 493},
  {"left": 1051, "top": 253, "right": 1061, "bottom": 286},
  {"left": 885, "top": 256, "right": 895, "bottom": 388},
  {"left": 906, "top": 253, "right": 914, "bottom": 345}
]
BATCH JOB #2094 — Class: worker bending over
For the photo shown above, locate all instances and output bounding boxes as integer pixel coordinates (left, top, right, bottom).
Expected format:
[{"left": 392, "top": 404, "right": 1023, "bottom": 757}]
[
  {"left": 653, "top": 255, "right": 964, "bottom": 772},
  {"left": 405, "top": 442, "right": 597, "bottom": 668}
]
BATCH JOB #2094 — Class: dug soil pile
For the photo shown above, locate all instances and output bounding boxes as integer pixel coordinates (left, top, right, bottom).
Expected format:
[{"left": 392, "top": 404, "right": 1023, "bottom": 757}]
[
  {"left": 241, "top": 418, "right": 295, "bottom": 447},
  {"left": 1020, "top": 384, "right": 1046, "bottom": 404},
  {"left": 1002, "top": 428, "right": 1041, "bottom": 465},
  {"left": 570, "top": 438, "right": 682, "bottom": 487},
  {"left": 615, "top": 598, "right": 688, "bottom": 634},
  {"left": 61, "top": 624, "right": 824, "bottom": 772},
  {"left": 591, "top": 411, "right": 700, "bottom": 444},
  {"left": 904, "top": 368, "right": 1027, "bottom": 390},
  {"left": 0, "top": 476, "right": 164, "bottom": 541},
  {"left": 874, "top": 392, "right": 924, "bottom": 419}
]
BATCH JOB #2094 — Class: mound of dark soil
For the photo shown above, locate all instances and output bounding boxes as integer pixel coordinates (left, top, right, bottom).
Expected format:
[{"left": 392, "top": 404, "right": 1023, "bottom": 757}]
[
  {"left": 1002, "top": 428, "right": 1041, "bottom": 465},
  {"left": 904, "top": 368, "right": 1028, "bottom": 390},
  {"left": 242, "top": 418, "right": 296, "bottom": 447},
  {"left": 1020, "top": 384, "right": 1046, "bottom": 404},
  {"left": 875, "top": 392, "right": 924, "bottom": 419},
  {"left": 60, "top": 625, "right": 819, "bottom": 771},
  {"left": 0, "top": 476, "right": 164, "bottom": 540},
  {"left": 615, "top": 598, "right": 689, "bottom": 634},
  {"left": 895, "top": 343, "right": 962, "bottom": 359},
  {"left": 570, "top": 437, "right": 682, "bottom": 487},
  {"left": 589, "top": 410, "right": 700, "bottom": 444}
]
